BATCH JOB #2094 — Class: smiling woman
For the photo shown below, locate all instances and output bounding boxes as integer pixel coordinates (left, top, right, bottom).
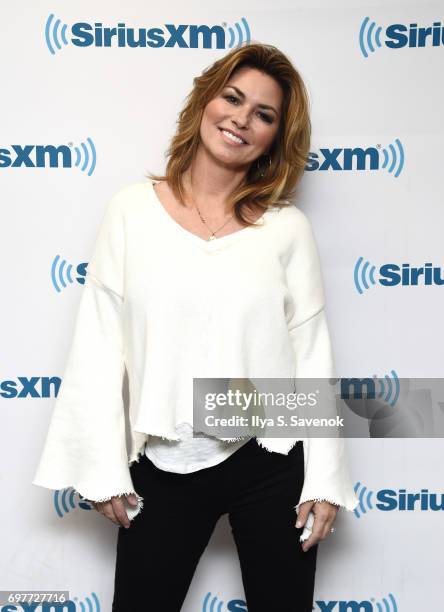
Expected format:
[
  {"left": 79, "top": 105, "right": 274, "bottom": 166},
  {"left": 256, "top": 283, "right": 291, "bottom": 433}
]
[
  {"left": 32, "top": 42, "right": 358, "bottom": 612},
  {"left": 204, "top": 67, "right": 282, "bottom": 160},
  {"left": 146, "top": 42, "right": 312, "bottom": 228}
]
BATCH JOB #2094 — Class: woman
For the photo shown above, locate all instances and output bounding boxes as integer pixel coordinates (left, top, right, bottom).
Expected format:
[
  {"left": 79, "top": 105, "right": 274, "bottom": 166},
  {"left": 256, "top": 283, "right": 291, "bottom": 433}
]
[{"left": 33, "top": 43, "right": 358, "bottom": 611}]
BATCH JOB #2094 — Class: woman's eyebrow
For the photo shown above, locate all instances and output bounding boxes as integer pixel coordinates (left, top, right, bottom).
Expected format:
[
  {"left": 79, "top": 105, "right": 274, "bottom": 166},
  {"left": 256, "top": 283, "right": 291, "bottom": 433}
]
[{"left": 224, "top": 85, "right": 279, "bottom": 116}]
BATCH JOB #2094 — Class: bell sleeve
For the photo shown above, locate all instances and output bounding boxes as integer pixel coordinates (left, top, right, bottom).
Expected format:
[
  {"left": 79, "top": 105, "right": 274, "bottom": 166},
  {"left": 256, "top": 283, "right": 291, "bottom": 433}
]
[
  {"left": 285, "top": 208, "right": 358, "bottom": 513},
  {"left": 32, "top": 188, "right": 143, "bottom": 520}
]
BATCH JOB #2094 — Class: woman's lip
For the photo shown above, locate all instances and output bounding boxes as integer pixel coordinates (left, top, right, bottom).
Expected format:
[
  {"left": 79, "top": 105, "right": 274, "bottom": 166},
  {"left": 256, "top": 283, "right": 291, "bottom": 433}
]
[{"left": 218, "top": 127, "right": 248, "bottom": 145}]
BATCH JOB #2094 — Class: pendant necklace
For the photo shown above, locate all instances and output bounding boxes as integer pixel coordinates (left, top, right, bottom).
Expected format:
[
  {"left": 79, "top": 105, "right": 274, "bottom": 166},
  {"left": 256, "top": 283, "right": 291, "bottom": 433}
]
[{"left": 194, "top": 205, "right": 235, "bottom": 241}]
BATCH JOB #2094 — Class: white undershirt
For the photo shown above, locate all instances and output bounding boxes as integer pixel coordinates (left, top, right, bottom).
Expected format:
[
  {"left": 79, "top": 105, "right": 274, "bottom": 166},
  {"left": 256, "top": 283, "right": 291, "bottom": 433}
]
[{"left": 144, "top": 422, "right": 249, "bottom": 473}]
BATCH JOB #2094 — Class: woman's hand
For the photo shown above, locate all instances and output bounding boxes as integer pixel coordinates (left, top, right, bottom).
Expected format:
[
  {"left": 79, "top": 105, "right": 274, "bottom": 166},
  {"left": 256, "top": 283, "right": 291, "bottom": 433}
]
[
  {"left": 91, "top": 493, "right": 139, "bottom": 528},
  {"left": 295, "top": 500, "right": 339, "bottom": 552}
]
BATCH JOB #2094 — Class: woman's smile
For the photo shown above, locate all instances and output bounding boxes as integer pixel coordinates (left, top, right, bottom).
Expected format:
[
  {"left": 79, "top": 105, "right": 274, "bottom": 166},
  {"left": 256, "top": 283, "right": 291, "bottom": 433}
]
[{"left": 218, "top": 127, "right": 249, "bottom": 146}]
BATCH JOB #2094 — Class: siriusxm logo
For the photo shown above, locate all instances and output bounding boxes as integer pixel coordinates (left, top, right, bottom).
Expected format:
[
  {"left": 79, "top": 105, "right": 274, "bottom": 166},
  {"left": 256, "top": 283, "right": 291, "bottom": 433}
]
[
  {"left": 0, "top": 138, "right": 96, "bottom": 175},
  {"left": 354, "top": 257, "right": 444, "bottom": 294},
  {"left": 315, "top": 593, "right": 397, "bottom": 611},
  {"left": 51, "top": 256, "right": 88, "bottom": 292},
  {"left": 315, "top": 593, "right": 397, "bottom": 612},
  {"left": 306, "top": 139, "right": 404, "bottom": 177},
  {"left": 45, "top": 14, "right": 251, "bottom": 54},
  {"left": 359, "top": 16, "right": 444, "bottom": 57},
  {"left": 203, "top": 593, "right": 246, "bottom": 611},
  {"left": 53, "top": 488, "right": 92, "bottom": 518},
  {"left": 340, "top": 371, "right": 399, "bottom": 407},
  {"left": 203, "top": 591, "right": 398, "bottom": 611},
  {"left": 354, "top": 482, "right": 444, "bottom": 518},
  {"left": 0, "top": 377, "right": 60, "bottom": 398},
  {"left": 0, "top": 592, "right": 100, "bottom": 611}
]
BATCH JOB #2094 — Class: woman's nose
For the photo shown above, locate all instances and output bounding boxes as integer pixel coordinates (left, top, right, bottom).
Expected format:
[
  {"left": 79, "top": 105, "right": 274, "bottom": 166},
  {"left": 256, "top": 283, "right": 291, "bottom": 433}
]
[{"left": 232, "top": 115, "right": 249, "bottom": 130}]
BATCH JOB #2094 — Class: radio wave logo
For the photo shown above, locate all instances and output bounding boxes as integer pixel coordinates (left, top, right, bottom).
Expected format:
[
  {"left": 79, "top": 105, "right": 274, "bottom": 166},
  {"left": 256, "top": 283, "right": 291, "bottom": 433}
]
[
  {"left": 202, "top": 591, "right": 225, "bottom": 611},
  {"left": 73, "top": 137, "right": 97, "bottom": 176},
  {"left": 373, "top": 593, "right": 398, "bottom": 612},
  {"left": 354, "top": 256, "right": 377, "bottom": 294},
  {"left": 53, "top": 488, "right": 92, "bottom": 518},
  {"left": 45, "top": 13, "right": 69, "bottom": 55},
  {"left": 359, "top": 16, "right": 383, "bottom": 57},
  {"left": 51, "top": 255, "right": 77, "bottom": 292},
  {"left": 72, "top": 592, "right": 101, "bottom": 611},
  {"left": 375, "top": 370, "right": 400, "bottom": 407},
  {"left": 380, "top": 138, "right": 404, "bottom": 177},
  {"left": 225, "top": 17, "right": 251, "bottom": 48},
  {"left": 353, "top": 481, "right": 375, "bottom": 518},
  {"left": 45, "top": 13, "right": 251, "bottom": 52}
]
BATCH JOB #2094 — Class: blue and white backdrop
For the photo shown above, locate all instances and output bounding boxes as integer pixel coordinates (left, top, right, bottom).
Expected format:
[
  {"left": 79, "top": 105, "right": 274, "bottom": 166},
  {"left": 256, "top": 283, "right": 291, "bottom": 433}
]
[{"left": 1, "top": 1, "right": 443, "bottom": 610}]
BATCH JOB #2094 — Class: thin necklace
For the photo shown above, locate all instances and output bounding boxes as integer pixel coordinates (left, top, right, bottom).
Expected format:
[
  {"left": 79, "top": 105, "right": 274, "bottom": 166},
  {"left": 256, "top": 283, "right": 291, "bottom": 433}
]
[{"left": 194, "top": 205, "right": 235, "bottom": 241}]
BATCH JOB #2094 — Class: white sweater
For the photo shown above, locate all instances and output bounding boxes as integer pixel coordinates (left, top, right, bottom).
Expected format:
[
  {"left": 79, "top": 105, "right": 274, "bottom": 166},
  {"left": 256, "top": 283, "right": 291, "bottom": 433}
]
[{"left": 32, "top": 179, "right": 359, "bottom": 520}]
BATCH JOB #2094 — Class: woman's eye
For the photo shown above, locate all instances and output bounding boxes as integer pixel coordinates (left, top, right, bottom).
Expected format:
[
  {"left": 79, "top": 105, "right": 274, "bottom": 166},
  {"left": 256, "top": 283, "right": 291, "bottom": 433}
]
[
  {"left": 258, "top": 112, "right": 273, "bottom": 124},
  {"left": 224, "top": 95, "right": 273, "bottom": 124}
]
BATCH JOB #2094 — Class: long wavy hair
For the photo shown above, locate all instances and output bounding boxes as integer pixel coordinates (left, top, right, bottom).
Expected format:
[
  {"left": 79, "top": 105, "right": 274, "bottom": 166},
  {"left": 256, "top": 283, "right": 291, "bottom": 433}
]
[{"left": 145, "top": 42, "right": 311, "bottom": 226}]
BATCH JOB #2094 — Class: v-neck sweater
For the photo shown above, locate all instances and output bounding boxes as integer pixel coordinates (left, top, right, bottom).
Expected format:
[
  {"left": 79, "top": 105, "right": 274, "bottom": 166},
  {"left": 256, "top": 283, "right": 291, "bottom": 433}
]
[{"left": 32, "top": 179, "right": 359, "bottom": 520}]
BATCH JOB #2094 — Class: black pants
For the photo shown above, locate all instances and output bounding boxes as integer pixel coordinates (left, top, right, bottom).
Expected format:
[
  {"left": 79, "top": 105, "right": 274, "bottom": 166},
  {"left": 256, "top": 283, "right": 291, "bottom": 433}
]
[{"left": 112, "top": 438, "right": 317, "bottom": 611}]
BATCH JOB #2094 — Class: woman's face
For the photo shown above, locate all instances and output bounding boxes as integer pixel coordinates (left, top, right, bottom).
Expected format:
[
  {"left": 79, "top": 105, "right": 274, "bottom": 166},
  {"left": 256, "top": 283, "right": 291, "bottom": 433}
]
[{"left": 199, "top": 66, "right": 283, "bottom": 171}]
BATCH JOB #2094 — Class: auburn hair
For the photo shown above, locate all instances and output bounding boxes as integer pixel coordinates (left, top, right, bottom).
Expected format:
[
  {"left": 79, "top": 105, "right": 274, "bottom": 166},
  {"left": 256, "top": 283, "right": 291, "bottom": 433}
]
[{"left": 145, "top": 42, "right": 311, "bottom": 225}]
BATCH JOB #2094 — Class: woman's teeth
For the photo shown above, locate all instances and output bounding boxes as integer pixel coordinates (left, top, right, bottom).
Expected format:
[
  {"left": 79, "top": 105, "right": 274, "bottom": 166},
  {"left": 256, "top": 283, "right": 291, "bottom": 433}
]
[{"left": 221, "top": 129, "right": 246, "bottom": 144}]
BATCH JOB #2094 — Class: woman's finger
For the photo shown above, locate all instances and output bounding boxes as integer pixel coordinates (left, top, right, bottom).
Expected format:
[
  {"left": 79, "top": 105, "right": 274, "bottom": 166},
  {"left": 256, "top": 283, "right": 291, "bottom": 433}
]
[
  {"left": 302, "top": 511, "right": 338, "bottom": 551},
  {"left": 92, "top": 499, "right": 128, "bottom": 527},
  {"left": 301, "top": 530, "right": 319, "bottom": 552},
  {"left": 111, "top": 497, "right": 131, "bottom": 528},
  {"left": 102, "top": 502, "right": 122, "bottom": 527},
  {"left": 320, "top": 516, "right": 336, "bottom": 540},
  {"left": 295, "top": 500, "right": 314, "bottom": 528},
  {"left": 302, "top": 514, "right": 325, "bottom": 551}
]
